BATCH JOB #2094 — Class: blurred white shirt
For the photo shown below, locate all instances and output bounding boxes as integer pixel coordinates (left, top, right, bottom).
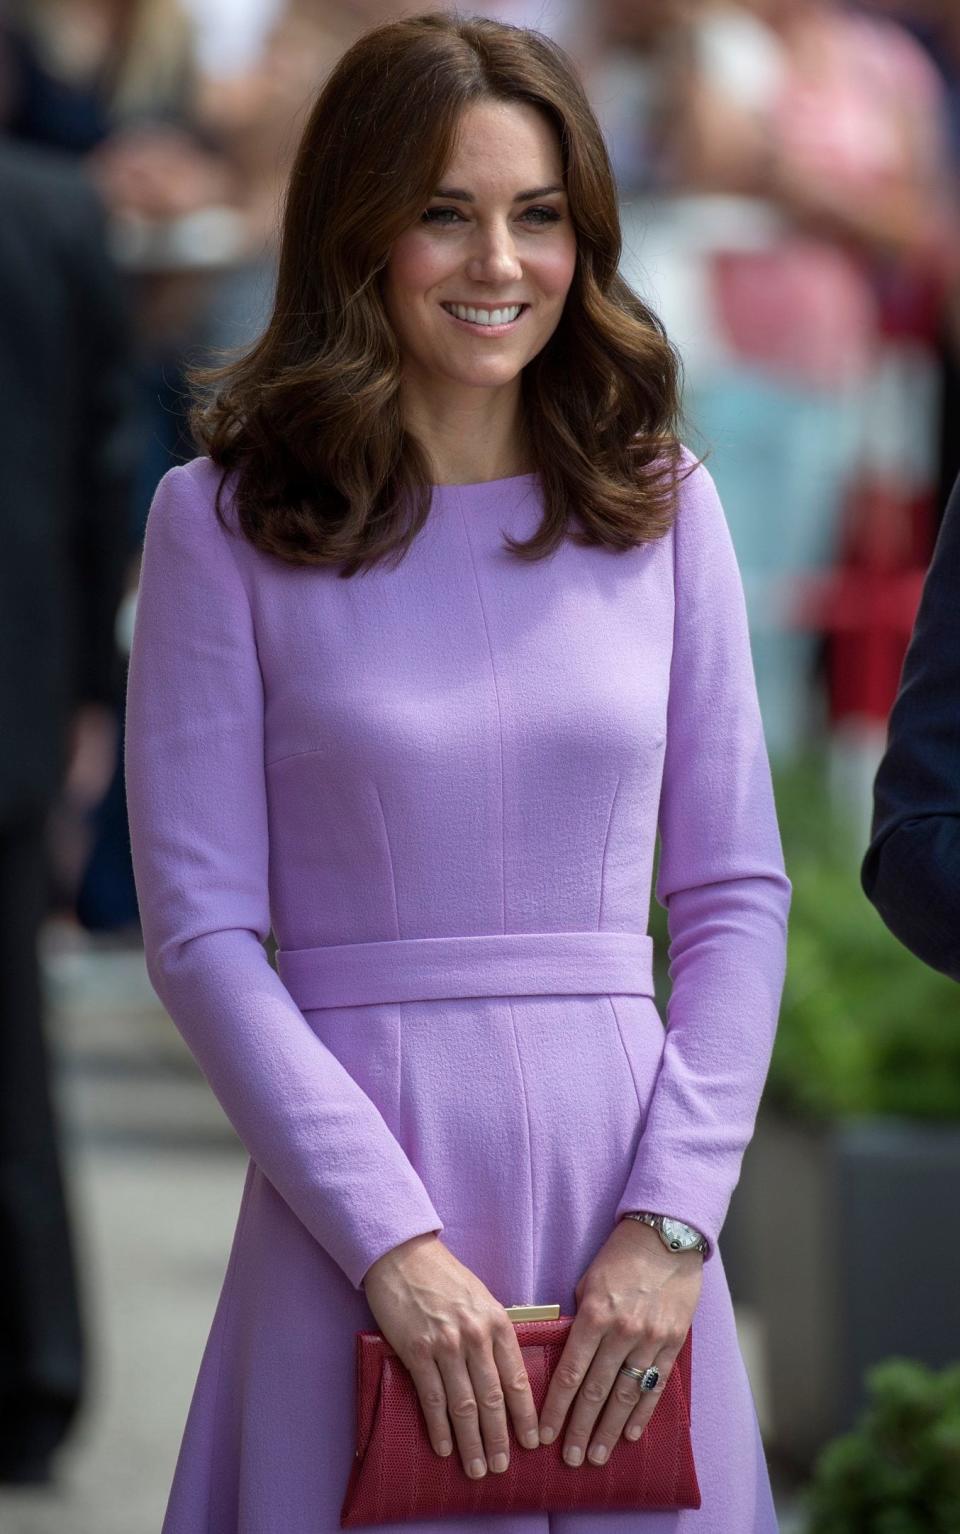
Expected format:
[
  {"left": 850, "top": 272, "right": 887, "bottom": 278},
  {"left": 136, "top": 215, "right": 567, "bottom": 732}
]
[{"left": 178, "top": 0, "right": 285, "bottom": 78}]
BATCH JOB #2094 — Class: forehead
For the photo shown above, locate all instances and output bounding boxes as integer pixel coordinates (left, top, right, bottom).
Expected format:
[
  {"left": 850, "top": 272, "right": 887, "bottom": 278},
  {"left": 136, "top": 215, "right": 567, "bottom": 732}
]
[{"left": 443, "top": 99, "right": 564, "bottom": 184}]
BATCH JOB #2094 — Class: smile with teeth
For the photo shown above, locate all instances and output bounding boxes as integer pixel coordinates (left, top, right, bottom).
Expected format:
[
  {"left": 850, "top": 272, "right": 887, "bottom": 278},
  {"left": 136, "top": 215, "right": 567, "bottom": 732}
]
[{"left": 442, "top": 302, "right": 526, "bottom": 327}]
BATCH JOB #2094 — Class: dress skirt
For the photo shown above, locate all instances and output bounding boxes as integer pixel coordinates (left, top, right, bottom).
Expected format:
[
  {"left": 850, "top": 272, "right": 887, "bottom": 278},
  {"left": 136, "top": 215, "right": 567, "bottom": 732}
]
[{"left": 161, "top": 933, "right": 778, "bottom": 1533}]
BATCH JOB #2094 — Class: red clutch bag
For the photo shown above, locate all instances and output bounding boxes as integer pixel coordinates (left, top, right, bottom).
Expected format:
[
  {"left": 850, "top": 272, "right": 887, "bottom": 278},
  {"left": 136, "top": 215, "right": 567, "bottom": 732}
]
[{"left": 340, "top": 1308, "right": 701, "bottom": 1526}]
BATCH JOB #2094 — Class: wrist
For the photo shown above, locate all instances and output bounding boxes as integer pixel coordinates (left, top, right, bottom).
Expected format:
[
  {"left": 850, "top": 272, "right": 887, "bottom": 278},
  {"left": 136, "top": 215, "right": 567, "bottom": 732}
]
[
  {"left": 619, "top": 1211, "right": 709, "bottom": 1258},
  {"left": 362, "top": 1230, "right": 442, "bottom": 1287}
]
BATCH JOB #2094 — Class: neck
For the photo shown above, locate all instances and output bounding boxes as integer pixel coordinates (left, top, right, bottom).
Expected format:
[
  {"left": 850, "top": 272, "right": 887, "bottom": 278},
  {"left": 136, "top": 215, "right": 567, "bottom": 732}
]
[{"left": 398, "top": 368, "right": 532, "bottom": 485}]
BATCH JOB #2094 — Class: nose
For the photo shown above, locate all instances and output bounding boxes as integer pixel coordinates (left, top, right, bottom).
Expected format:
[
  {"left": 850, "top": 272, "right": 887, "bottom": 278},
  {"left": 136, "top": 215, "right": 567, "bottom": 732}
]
[{"left": 465, "top": 218, "right": 523, "bottom": 284}]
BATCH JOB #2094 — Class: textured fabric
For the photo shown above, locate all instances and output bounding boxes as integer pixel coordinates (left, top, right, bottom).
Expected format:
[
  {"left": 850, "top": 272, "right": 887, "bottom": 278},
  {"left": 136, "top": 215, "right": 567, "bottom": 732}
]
[
  {"left": 123, "top": 451, "right": 791, "bottom": 1532},
  {"left": 276, "top": 931, "right": 656, "bottom": 1011}
]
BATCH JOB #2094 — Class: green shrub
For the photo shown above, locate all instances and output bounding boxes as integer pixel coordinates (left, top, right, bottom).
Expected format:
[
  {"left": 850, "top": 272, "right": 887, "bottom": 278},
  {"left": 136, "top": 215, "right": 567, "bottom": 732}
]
[
  {"left": 800, "top": 1357, "right": 960, "bottom": 1533},
  {"left": 650, "top": 755, "right": 960, "bottom": 1121},
  {"left": 764, "top": 759, "right": 960, "bottom": 1122}
]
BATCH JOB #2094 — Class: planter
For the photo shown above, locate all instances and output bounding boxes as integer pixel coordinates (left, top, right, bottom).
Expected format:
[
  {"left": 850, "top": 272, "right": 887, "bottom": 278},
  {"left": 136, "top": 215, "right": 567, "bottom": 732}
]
[{"left": 723, "top": 1106, "right": 960, "bottom": 1470}]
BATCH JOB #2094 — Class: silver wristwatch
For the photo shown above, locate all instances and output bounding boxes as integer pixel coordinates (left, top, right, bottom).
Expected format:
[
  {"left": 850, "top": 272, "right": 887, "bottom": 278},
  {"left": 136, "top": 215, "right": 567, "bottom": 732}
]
[{"left": 621, "top": 1211, "right": 709, "bottom": 1256}]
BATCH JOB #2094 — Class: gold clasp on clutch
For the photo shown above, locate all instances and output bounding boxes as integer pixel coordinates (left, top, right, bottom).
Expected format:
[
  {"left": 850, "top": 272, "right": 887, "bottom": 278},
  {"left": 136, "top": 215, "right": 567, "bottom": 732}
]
[{"left": 504, "top": 1302, "right": 560, "bottom": 1321}]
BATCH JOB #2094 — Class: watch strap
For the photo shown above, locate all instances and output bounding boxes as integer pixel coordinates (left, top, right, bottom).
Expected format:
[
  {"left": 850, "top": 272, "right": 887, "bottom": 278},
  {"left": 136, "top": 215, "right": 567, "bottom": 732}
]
[{"left": 621, "top": 1211, "right": 709, "bottom": 1255}]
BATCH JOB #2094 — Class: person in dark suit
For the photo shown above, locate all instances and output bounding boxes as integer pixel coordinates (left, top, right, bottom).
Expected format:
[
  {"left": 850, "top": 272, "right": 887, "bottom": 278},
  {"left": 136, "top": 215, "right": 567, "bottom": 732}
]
[
  {"left": 0, "top": 136, "right": 141, "bottom": 1481},
  {"left": 861, "top": 473, "right": 960, "bottom": 981}
]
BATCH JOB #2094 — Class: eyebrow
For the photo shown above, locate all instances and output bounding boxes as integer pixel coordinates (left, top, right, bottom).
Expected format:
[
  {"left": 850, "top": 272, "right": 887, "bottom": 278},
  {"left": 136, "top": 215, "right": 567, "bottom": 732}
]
[{"left": 432, "top": 184, "right": 565, "bottom": 202}]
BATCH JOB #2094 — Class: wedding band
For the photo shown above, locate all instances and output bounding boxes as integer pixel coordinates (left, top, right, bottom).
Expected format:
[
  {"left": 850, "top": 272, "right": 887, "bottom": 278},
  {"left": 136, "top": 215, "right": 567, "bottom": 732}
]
[{"left": 618, "top": 1363, "right": 660, "bottom": 1391}]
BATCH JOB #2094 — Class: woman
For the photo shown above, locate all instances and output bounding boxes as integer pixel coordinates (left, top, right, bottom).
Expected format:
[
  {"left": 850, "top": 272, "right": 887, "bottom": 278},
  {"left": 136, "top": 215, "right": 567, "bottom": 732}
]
[{"left": 123, "top": 12, "right": 792, "bottom": 1532}]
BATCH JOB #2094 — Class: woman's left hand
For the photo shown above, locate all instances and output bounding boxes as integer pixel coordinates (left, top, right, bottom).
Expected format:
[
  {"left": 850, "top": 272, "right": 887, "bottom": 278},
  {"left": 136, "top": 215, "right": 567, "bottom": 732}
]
[{"left": 537, "top": 1217, "right": 704, "bottom": 1466}]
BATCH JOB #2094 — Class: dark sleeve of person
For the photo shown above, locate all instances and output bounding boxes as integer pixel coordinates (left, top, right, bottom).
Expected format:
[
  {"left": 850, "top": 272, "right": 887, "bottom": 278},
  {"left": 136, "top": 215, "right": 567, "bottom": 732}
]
[
  {"left": 861, "top": 474, "right": 960, "bottom": 981},
  {"left": 67, "top": 171, "right": 143, "bottom": 707}
]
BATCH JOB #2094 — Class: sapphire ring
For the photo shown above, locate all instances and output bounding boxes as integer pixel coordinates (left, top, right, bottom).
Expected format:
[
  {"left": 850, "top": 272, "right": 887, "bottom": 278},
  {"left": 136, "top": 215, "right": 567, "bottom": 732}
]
[{"left": 618, "top": 1363, "right": 660, "bottom": 1392}]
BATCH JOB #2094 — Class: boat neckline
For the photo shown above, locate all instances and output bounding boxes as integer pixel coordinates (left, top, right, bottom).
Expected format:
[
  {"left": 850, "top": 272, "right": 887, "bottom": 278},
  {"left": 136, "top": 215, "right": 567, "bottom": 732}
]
[{"left": 432, "top": 472, "right": 539, "bottom": 493}]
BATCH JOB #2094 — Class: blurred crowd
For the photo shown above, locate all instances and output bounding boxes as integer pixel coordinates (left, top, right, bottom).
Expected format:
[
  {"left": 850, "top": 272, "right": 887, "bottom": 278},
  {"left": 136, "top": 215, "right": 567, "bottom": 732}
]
[
  {"left": 2, "top": 0, "right": 960, "bottom": 1485},
  {"left": 601, "top": 0, "right": 960, "bottom": 806}
]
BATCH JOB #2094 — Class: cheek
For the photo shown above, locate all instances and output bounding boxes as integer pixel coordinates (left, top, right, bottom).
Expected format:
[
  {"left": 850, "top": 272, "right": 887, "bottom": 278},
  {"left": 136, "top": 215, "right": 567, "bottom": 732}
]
[
  {"left": 533, "top": 238, "right": 578, "bottom": 302},
  {"left": 384, "top": 231, "right": 448, "bottom": 301}
]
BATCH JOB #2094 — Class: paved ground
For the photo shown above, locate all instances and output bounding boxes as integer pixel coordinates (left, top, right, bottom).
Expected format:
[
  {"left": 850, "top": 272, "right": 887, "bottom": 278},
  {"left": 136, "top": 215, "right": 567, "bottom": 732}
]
[{"left": 0, "top": 924, "right": 809, "bottom": 1533}]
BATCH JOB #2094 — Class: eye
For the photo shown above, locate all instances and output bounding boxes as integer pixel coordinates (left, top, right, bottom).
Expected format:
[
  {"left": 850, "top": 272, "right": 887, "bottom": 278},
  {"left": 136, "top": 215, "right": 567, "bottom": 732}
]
[
  {"left": 421, "top": 206, "right": 464, "bottom": 225},
  {"left": 420, "top": 205, "right": 563, "bottom": 226}
]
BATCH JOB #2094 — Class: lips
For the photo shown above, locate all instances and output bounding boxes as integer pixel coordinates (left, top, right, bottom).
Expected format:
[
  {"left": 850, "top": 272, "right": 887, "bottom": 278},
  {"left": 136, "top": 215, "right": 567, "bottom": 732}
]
[{"left": 440, "top": 301, "right": 529, "bottom": 333}]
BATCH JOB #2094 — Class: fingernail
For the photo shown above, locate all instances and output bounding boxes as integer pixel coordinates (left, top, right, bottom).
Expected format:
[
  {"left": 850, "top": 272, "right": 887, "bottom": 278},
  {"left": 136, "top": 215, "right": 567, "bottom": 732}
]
[
  {"left": 589, "top": 1444, "right": 608, "bottom": 1464},
  {"left": 437, "top": 1439, "right": 452, "bottom": 1455},
  {"left": 626, "top": 1426, "right": 641, "bottom": 1441},
  {"left": 539, "top": 1426, "right": 555, "bottom": 1445},
  {"left": 490, "top": 1453, "right": 508, "bottom": 1473},
  {"left": 522, "top": 1429, "right": 540, "bottom": 1448},
  {"left": 469, "top": 1458, "right": 486, "bottom": 1478},
  {"left": 564, "top": 1446, "right": 583, "bottom": 1466}
]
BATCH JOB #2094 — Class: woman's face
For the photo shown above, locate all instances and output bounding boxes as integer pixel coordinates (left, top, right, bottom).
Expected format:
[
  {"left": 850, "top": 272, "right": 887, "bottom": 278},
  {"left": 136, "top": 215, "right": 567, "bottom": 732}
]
[{"left": 382, "top": 98, "right": 578, "bottom": 397}]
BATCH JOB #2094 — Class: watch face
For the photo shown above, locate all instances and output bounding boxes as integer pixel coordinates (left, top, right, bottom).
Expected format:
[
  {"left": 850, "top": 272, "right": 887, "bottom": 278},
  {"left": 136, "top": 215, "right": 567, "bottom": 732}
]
[{"left": 660, "top": 1218, "right": 698, "bottom": 1249}]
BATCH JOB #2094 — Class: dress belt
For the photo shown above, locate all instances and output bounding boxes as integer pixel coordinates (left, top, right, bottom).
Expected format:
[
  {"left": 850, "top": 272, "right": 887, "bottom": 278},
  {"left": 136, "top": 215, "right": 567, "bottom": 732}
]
[{"left": 275, "top": 930, "right": 655, "bottom": 1011}]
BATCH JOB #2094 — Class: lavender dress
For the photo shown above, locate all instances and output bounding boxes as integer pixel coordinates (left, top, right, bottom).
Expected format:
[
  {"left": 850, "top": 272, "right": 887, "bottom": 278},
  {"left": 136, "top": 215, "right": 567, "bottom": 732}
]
[{"left": 124, "top": 449, "right": 790, "bottom": 1533}]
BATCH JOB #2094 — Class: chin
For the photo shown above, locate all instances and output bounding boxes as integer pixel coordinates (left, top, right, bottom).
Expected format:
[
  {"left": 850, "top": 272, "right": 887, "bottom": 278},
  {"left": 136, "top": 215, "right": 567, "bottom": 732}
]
[{"left": 431, "top": 362, "right": 522, "bottom": 390}]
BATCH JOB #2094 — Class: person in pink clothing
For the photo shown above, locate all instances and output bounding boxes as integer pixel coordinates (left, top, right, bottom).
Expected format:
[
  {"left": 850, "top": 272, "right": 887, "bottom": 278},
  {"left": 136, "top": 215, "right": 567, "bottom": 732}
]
[
  {"left": 123, "top": 11, "right": 791, "bottom": 1531},
  {"left": 673, "top": 0, "right": 956, "bottom": 763}
]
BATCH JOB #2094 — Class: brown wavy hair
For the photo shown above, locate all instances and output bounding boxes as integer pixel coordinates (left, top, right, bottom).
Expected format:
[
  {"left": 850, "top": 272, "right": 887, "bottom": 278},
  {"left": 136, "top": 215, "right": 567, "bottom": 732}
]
[{"left": 187, "top": 10, "right": 694, "bottom": 577}]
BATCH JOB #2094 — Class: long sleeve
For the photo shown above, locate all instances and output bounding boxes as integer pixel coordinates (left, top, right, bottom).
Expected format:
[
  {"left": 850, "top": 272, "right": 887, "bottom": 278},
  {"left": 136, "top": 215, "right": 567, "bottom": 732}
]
[
  {"left": 860, "top": 475, "right": 960, "bottom": 981},
  {"left": 123, "top": 464, "right": 445, "bottom": 1290},
  {"left": 614, "top": 456, "right": 792, "bottom": 1259}
]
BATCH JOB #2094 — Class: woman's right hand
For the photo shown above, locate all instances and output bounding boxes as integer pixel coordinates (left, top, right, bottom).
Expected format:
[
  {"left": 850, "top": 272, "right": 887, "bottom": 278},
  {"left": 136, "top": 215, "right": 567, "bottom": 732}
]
[{"left": 361, "top": 1233, "right": 542, "bottom": 1478}]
